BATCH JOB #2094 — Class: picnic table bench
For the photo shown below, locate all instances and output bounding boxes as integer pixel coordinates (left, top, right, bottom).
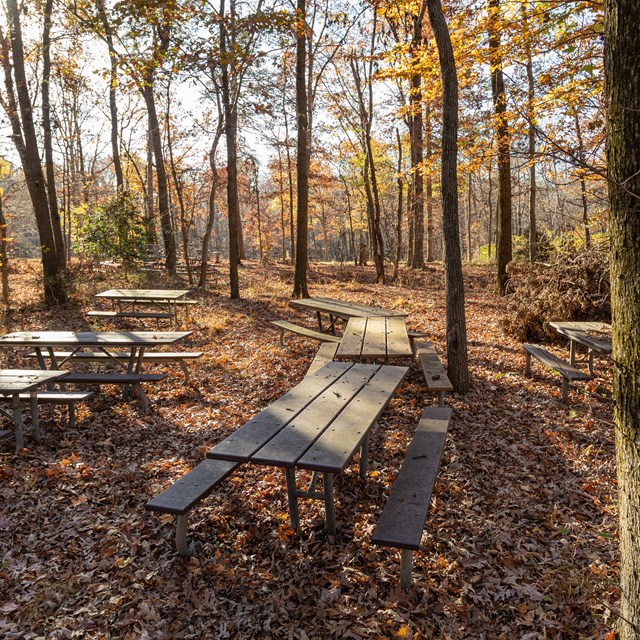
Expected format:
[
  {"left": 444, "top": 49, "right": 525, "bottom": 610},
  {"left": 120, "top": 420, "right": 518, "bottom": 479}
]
[
  {"left": 522, "top": 343, "right": 592, "bottom": 401},
  {"left": 548, "top": 321, "right": 612, "bottom": 375},
  {"left": 372, "top": 406, "right": 451, "bottom": 588},
  {"left": 415, "top": 341, "right": 454, "bottom": 406},
  {"left": 146, "top": 361, "right": 408, "bottom": 556},
  {"left": 94, "top": 289, "right": 196, "bottom": 325},
  {"left": 270, "top": 320, "right": 342, "bottom": 347},
  {"left": 29, "top": 351, "right": 203, "bottom": 385}
]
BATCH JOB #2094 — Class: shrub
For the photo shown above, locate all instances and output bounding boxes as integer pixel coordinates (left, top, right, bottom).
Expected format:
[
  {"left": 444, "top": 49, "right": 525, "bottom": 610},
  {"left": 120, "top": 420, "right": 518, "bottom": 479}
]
[{"left": 500, "top": 238, "right": 610, "bottom": 341}]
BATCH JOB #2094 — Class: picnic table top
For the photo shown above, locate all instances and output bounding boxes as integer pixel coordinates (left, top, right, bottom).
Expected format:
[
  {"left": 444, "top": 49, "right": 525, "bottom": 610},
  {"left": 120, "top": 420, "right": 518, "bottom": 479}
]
[
  {"left": 0, "top": 369, "right": 68, "bottom": 394},
  {"left": 95, "top": 289, "right": 190, "bottom": 301},
  {"left": 0, "top": 331, "right": 192, "bottom": 348},
  {"left": 549, "top": 321, "right": 612, "bottom": 354},
  {"left": 207, "top": 361, "right": 408, "bottom": 473},
  {"left": 336, "top": 316, "right": 413, "bottom": 360},
  {"left": 289, "top": 296, "right": 407, "bottom": 319}
]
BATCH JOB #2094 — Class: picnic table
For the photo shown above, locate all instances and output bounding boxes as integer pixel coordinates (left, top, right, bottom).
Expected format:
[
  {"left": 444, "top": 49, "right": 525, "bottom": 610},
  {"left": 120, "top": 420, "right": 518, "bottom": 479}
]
[
  {"left": 335, "top": 316, "right": 413, "bottom": 362},
  {"left": 549, "top": 321, "right": 612, "bottom": 375},
  {"left": 289, "top": 296, "right": 406, "bottom": 334},
  {"left": 0, "top": 369, "right": 68, "bottom": 451},
  {"left": 206, "top": 361, "right": 408, "bottom": 534},
  {"left": 0, "top": 331, "right": 192, "bottom": 411},
  {"left": 94, "top": 289, "right": 194, "bottom": 324}
]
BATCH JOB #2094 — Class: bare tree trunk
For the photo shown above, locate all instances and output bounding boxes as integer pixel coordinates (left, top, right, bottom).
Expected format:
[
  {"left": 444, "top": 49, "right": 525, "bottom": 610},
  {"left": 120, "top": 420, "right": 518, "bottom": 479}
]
[
  {"left": 393, "top": 128, "right": 403, "bottom": 282},
  {"left": 42, "top": 0, "right": 66, "bottom": 268},
  {"left": 293, "top": 0, "right": 309, "bottom": 298},
  {"left": 425, "top": 102, "right": 434, "bottom": 262},
  {"left": 467, "top": 172, "right": 473, "bottom": 262},
  {"left": 489, "top": 0, "right": 512, "bottom": 294},
  {"left": 487, "top": 159, "right": 493, "bottom": 260},
  {"left": 142, "top": 78, "right": 176, "bottom": 275},
  {"left": 0, "top": 194, "right": 9, "bottom": 309},
  {"left": 523, "top": 4, "right": 537, "bottom": 261},
  {"left": 605, "top": 0, "right": 640, "bottom": 635},
  {"left": 573, "top": 109, "right": 592, "bottom": 249},
  {"left": 277, "top": 144, "right": 287, "bottom": 261},
  {"left": 1, "top": 0, "right": 66, "bottom": 305},
  {"left": 220, "top": 0, "right": 240, "bottom": 298},
  {"left": 95, "top": 0, "right": 124, "bottom": 190},
  {"left": 427, "top": 0, "right": 469, "bottom": 394}
]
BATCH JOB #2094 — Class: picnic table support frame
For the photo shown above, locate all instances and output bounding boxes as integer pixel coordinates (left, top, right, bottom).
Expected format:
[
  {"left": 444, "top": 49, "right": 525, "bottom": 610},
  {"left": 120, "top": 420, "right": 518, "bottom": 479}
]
[
  {"left": 12, "top": 395, "right": 24, "bottom": 451},
  {"left": 400, "top": 549, "right": 413, "bottom": 589},
  {"left": 359, "top": 434, "right": 370, "bottom": 480},
  {"left": 175, "top": 514, "right": 193, "bottom": 558},
  {"left": 284, "top": 468, "right": 337, "bottom": 534}
]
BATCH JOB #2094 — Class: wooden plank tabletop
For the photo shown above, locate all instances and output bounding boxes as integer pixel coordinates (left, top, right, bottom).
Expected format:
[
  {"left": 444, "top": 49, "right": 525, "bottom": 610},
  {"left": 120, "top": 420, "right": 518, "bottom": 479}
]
[
  {"left": 208, "top": 362, "right": 408, "bottom": 471},
  {"left": 95, "top": 289, "right": 190, "bottom": 301},
  {"left": 549, "top": 321, "right": 612, "bottom": 354},
  {"left": 0, "top": 331, "right": 192, "bottom": 347},
  {"left": 336, "top": 317, "right": 413, "bottom": 360},
  {"left": 0, "top": 369, "right": 68, "bottom": 394},
  {"left": 289, "top": 297, "right": 406, "bottom": 319},
  {"left": 297, "top": 364, "right": 408, "bottom": 473}
]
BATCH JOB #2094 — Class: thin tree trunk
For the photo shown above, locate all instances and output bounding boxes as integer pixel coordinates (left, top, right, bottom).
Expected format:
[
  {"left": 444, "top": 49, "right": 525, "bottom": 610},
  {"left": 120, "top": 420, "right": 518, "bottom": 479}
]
[
  {"left": 573, "top": 109, "right": 592, "bottom": 249},
  {"left": 488, "top": 0, "right": 512, "bottom": 294},
  {"left": 277, "top": 144, "right": 287, "bottom": 261},
  {"left": 605, "top": 1, "right": 640, "bottom": 634},
  {"left": 523, "top": 4, "right": 537, "bottom": 261},
  {"left": 427, "top": 0, "right": 469, "bottom": 394},
  {"left": 142, "top": 78, "right": 176, "bottom": 275},
  {"left": 293, "top": 0, "right": 309, "bottom": 298},
  {"left": 487, "top": 160, "right": 493, "bottom": 260},
  {"left": 42, "top": 0, "right": 65, "bottom": 268},
  {"left": 393, "top": 127, "right": 403, "bottom": 282},
  {"left": 467, "top": 172, "right": 472, "bottom": 262},
  {"left": 220, "top": 0, "right": 240, "bottom": 298},
  {"left": 0, "top": 194, "right": 9, "bottom": 309},
  {"left": 425, "top": 102, "right": 434, "bottom": 262},
  {"left": 2, "top": 0, "right": 66, "bottom": 305}
]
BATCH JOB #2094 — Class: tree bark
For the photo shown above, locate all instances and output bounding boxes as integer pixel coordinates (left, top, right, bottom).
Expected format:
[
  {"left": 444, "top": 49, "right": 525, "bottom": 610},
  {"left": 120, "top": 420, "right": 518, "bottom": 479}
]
[
  {"left": 2, "top": 0, "right": 66, "bottom": 305},
  {"left": 293, "top": 0, "right": 309, "bottom": 298},
  {"left": 488, "top": 0, "right": 512, "bottom": 294},
  {"left": 142, "top": 78, "right": 177, "bottom": 275},
  {"left": 220, "top": 0, "right": 240, "bottom": 298},
  {"left": 605, "top": 0, "right": 640, "bottom": 636},
  {"left": 573, "top": 109, "right": 592, "bottom": 249},
  {"left": 393, "top": 128, "right": 403, "bottom": 282},
  {"left": 427, "top": 0, "right": 469, "bottom": 394}
]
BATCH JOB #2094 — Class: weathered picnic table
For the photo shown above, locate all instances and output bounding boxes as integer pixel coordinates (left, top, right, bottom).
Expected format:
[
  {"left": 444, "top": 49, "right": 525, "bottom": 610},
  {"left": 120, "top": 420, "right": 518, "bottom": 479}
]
[
  {"left": 93, "top": 289, "right": 196, "bottom": 325},
  {"left": 0, "top": 331, "right": 192, "bottom": 412},
  {"left": 549, "top": 321, "right": 612, "bottom": 375},
  {"left": 0, "top": 369, "right": 69, "bottom": 451},
  {"left": 335, "top": 316, "right": 413, "bottom": 362},
  {"left": 289, "top": 297, "right": 406, "bottom": 335},
  {"left": 206, "top": 361, "right": 408, "bottom": 534}
]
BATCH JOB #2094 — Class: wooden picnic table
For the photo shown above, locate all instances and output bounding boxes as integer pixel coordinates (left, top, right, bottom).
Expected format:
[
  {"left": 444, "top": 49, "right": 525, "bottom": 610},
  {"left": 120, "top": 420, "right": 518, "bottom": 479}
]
[
  {"left": 0, "top": 369, "right": 69, "bottom": 451},
  {"left": 289, "top": 296, "right": 406, "bottom": 334},
  {"left": 0, "top": 331, "right": 192, "bottom": 410},
  {"left": 335, "top": 316, "right": 413, "bottom": 362},
  {"left": 549, "top": 321, "right": 612, "bottom": 375},
  {"left": 206, "top": 361, "right": 408, "bottom": 534},
  {"left": 94, "top": 289, "right": 193, "bottom": 324}
]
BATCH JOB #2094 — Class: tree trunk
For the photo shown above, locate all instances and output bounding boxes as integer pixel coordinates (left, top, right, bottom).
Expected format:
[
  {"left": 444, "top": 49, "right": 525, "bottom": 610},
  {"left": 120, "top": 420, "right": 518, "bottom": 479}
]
[
  {"left": 488, "top": 0, "right": 512, "bottom": 294},
  {"left": 293, "top": 0, "right": 309, "bottom": 298},
  {"left": 2, "top": 0, "right": 66, "bottom": 305},
  {"left": 0, "top": 194, "right": 10, "bottom": 309},
  {"left": 393, "top": 128, "right": 403, "bottom": 282},
  {"left": 427, "top": 0, "right": 469, "bottom": 394},
  {"left": 220, "top": 0, "right": 240, "bottom": 298},
  {"left": 142, "top": 78, "right": 176, "bottom": 275},
  {"left": 467, "top": 172, "right": 472, "bottom": 262},
  {"left": 523, "top": 4, "right": 537, "bottom": 261},
  {"left": 605, "top": 0, "right": 640, "bottom": 636},
  {"left": 95, "top": 0, "right": 124, "bottom": 190},
  {"left": 42, "top": 0, "right": 66, "bottom": 268},
  {"left": 425, "top": 102, "right": 434, "bottom": 262},
  {"left": 573, "top": 109, "right": 592, "bottom": 249}
]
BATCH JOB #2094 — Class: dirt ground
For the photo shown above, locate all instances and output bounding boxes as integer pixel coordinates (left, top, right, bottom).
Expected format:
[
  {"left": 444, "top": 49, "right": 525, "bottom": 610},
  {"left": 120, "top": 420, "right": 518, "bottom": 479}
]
[{"left": 0, "top": 259, "right": 618, "bottom": 639}]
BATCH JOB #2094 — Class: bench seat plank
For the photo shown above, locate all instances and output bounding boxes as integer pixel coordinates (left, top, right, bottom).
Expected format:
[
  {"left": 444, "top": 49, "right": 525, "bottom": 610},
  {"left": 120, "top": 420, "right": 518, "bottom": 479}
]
[
  {"left": 270, "top": 320, "right": 341, "bottom": 345},
  {"left": 305, "top": 342, "right": 338, "bottom": 377},
  {"left": 87, "top": 310, "right": 173, "bottom": 320},
  {"left": 416, "top": 342, "right": 454, "bottom": 393},
  {"left": 207, "top": 362, "right": 350, "bottom": 462},
  {"left": 298, "top": 365, "right": 408, "bottom": 473},
  {"left": 62, "top": 372, "right": 167, "bottom": 384},
  {"left": 17, "top": 391, "right": 93, "bottom": 403},
  {"left": 522, "top": 344, "right": 591, "bottom": 380},
  {"left": 146, "top": 459, "right": 240, "bottom": 516},
  {"left": 29, "top": 351, "right": 203, "bottom": 362},
  {"left": 371, "top": 406, "right": 451, "bottom": 551},
  {"left": 250, "top": 364, "right": 378, "bottom": 467}
]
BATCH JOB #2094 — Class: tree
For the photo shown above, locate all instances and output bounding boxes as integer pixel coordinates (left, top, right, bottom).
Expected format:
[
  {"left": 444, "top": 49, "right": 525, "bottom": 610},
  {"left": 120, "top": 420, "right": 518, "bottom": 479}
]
[
  {"left": 427, "top": 0, "right": 468, "bottom": 394},
  {"left": 605, "top": 0, "right": 640, "bottom": 636},
  {"left": 0, "top": 0, "right": 67, "bottom": 305},
  {"left": 293, "top": 0, "right": 310, "bottom": 298},
  {"left": 488, "top": 0, "right": 512, "bottom": 294}
]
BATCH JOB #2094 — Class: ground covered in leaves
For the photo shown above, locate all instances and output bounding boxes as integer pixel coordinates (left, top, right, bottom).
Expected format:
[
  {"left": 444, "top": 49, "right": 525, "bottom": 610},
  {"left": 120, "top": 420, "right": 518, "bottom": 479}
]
[{"left": 0, "top": 260, "right": 618, "bottom": 639}]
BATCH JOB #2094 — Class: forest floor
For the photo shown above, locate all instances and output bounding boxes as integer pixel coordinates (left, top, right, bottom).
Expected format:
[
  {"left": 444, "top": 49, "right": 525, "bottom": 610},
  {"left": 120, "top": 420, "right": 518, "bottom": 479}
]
[{"left": 0, "top": 259, "right": 619, "bottom": 640}]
